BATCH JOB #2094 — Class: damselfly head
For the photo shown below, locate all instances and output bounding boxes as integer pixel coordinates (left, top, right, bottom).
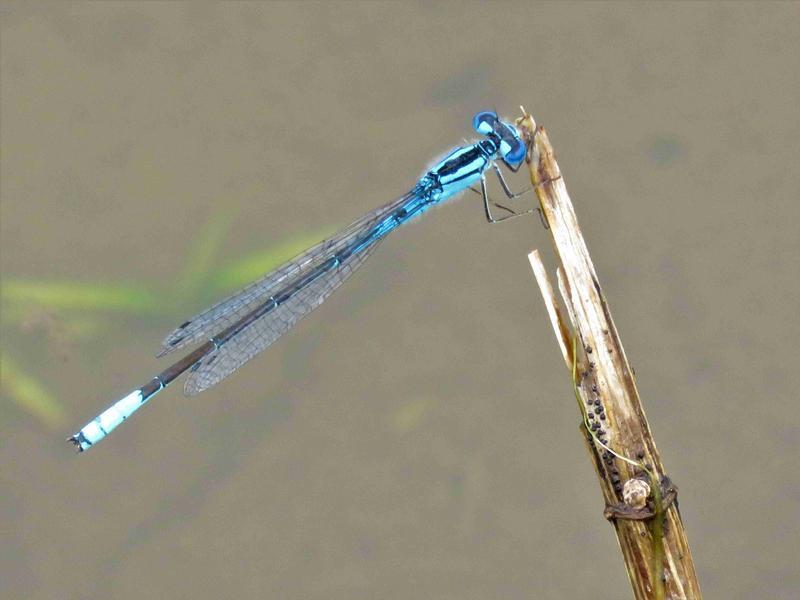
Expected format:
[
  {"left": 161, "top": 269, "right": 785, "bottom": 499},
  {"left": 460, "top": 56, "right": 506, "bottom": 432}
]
[{"left": 472, "top": 110, "right": 525, "bottom": 165}]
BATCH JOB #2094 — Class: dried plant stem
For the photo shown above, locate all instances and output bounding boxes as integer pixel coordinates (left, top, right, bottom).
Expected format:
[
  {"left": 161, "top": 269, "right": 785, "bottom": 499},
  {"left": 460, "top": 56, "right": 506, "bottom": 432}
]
[{"left": 518, "top": 110, "right": 701, "bottom": 599}]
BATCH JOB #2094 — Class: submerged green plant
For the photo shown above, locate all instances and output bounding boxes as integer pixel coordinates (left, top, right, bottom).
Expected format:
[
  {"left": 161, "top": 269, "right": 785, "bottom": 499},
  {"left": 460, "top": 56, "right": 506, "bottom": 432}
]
[
  {"left": 0, "top": 212, "right": 333, "bottom": 429},
  {"left": 1, "top": 280, "right": 161, "bottom": 314},
  {"left": 210, "top": 231, "right": 329, "bottom": 293},
  {"left": 0, "top": 352, "right": 65, "bottom": 430}
]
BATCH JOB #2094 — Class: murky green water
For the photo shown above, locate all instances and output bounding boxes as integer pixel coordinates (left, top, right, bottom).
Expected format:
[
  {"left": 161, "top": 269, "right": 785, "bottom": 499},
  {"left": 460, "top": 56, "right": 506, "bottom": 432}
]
[{"left": 2, "top": 3, "right": 798, "bottom": 598}]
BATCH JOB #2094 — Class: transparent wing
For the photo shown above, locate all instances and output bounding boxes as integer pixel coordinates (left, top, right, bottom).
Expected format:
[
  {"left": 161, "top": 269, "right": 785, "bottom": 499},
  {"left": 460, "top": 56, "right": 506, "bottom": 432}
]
[
  {"left": 183, "top": 241, "right": 381, "bottom": 395},
  {"left": 158, "top": 190, "right": 417, "bottom": 357}
]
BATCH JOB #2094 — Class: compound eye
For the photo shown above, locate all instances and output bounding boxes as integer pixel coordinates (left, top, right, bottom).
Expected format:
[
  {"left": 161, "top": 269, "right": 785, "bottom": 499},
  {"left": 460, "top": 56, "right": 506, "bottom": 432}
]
[
  {"left": 504, "top": 138, "right": 526, "bottom": 164},
  {"left": 472, "top": 110, "right": 499, "bottom": 135}
]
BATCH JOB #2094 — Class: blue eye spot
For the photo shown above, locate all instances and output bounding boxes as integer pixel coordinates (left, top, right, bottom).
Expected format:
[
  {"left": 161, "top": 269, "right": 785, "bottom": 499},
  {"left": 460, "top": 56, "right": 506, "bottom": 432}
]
[
  {"left": 472, "top": 110, "right": 498, "bottom": 135},
  {"left": 504, "top": 139, "right": 526, "bottom": 164}
]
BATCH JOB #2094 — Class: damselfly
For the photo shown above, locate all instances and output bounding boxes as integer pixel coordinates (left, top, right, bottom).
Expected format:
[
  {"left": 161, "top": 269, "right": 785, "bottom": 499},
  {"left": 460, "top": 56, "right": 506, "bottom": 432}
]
[{"left": 69, "top": 110, "right": 532, "bottom": 452}]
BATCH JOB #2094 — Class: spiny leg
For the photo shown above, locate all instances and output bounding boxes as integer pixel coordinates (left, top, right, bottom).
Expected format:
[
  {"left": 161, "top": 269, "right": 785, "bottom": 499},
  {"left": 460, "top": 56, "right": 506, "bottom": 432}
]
[
  {"left": 492, "top": 163, "right": 530, "bottom": 199},
  {"left": 468, "top": 166, "right": 547, "bottom": 227},
  {"left": 479, "top": 174, "right": 530, "bottom": 224},
  {"left": 492, "top": 164, "right": 550, "bottom": 229}
]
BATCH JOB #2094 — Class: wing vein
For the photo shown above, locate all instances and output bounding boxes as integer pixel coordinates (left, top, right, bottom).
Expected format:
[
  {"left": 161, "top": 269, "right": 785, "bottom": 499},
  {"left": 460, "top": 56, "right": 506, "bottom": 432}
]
[{"left": 158, "top": 190, "right": 417, "bottom": 357}]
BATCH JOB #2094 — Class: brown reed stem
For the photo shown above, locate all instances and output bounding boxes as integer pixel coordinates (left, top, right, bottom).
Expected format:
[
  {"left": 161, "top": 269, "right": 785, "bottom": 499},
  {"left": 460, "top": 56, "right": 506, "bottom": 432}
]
[{"left": 518, "top": 109, "right": 702, "bottom": 599}]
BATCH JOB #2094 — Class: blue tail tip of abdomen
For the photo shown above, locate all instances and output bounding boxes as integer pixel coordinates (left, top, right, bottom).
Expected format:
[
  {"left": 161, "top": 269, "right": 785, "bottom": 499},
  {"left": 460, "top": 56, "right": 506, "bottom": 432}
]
[{"left": 67, "top": 432, "right": 91, "bottom": 452}]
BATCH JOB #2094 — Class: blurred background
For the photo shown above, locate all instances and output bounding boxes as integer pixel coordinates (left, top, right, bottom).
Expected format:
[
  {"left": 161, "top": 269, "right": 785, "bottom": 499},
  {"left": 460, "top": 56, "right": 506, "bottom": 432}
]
[{"left": 1, "top": 2, "right": 798, "bottom": 598}]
